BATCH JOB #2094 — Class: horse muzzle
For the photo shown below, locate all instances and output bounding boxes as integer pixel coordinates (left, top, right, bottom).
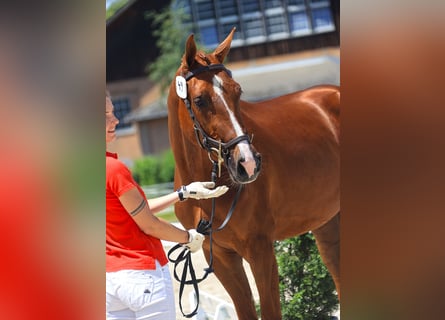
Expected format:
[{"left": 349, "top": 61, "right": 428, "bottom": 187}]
[{"left": 227, "top": 143, "right": 261, "bottom": 184}]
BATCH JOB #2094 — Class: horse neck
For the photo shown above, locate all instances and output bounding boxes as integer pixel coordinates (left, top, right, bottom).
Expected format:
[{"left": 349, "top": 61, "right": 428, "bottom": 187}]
[
  {"left": 240, "top": 100, "right": 260, "bottom": 133},
  {"left": 167, "top": 91, "right": 182, "bottom": 151}
]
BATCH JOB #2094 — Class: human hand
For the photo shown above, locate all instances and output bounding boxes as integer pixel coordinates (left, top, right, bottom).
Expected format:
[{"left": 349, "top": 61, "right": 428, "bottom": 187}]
[
  {"left": 184, "top": 229, "right": 205, "bottom": 253},
  {"left": 178, "top": 181, "right": 228, "bottom": 200}
]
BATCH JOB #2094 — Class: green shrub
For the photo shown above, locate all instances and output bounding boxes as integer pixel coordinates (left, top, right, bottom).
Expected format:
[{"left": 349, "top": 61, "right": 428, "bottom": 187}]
[
  {"left": 132, "top": 156, "right": 159, "bottom": 186},
  {"left": 158, "top": 149, "right": 175, "bottom": 183},
  {"left": 131, "top": 149, "right": 175, "bottom": 186},
  {"left": 275, "top": 233, "right": 338, "bottom": 320}
]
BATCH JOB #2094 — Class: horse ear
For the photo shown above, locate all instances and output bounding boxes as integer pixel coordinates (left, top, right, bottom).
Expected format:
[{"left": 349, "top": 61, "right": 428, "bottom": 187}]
[
  {"left": 183, "top": 33, "right": 197, "bottom": 68},
  {"left": 213, "top": 27, "right": 236, "bottom": 63}
]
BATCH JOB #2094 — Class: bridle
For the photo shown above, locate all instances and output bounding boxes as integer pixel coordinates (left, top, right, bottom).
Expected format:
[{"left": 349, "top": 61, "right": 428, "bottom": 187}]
[
  {"left": 167, "top": 63, "right": 249, "bottom": 318},
  {"left": 180, "top": 63, "right": 251, "bottom": 172}
]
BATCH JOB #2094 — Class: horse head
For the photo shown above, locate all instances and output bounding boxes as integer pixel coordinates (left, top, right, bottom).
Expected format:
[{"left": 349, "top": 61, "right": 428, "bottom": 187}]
[{"left": 173, "top": 28, "right": 261, "bottom": 184}]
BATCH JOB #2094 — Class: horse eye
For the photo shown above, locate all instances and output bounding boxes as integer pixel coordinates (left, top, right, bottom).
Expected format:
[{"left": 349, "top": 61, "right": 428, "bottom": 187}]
[{"left": 193, "top": 96, "right": 206, "bottom": 108}]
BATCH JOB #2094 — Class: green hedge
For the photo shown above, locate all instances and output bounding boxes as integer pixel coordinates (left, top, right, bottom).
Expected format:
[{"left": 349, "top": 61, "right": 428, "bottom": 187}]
[
  {"left": 275, "top": 233, "right": 339, "bottom": 320},
  {"left": 131, "top": 149, "right": 175, "bottom": 186}
]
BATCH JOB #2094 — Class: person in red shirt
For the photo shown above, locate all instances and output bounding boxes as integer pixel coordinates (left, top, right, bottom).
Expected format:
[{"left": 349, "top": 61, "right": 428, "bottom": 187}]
[{"left": 106, "top": 93, "right": 228, "bottom": 320}]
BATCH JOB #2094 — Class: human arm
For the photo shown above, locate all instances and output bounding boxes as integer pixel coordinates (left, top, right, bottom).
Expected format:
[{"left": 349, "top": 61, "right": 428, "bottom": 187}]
[
  {"left": 147, "top": 192, "right": 181, "bottom": 215},
  {"left": 118, "top": 180, "right": 228, "bottom": 248},
  {"left": 119, "top": 187, "right": 189, "bottom": 243},
  {"left": 119, "top": 188, "right": 204, "bottom": 251},
  {"left": 107, "top": 156, "right": 213, "bottom": 245}
]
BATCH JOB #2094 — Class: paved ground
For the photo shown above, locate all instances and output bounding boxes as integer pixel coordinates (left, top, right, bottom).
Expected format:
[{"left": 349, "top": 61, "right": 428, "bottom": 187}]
[
  {"left": 163, "top": 230, "right": 339, "bottom": 320},
  {"left": 162, "top": 225, "right": 258, "bottom": 319}
]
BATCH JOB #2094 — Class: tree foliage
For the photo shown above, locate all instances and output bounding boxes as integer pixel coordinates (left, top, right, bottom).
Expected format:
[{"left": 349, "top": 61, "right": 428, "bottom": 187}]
[
  {"left": 145, "top": 5, "right": 193, "bottom": 94},
  {"left": 275, "top": 233, "right": 339, "bottom": 320},
  {"left": 106, "top": 0, "right": 128, "bottom": 20}
]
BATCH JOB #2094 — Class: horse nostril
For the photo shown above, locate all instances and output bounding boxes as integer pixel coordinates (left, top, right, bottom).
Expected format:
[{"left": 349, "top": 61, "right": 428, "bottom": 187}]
[
  {"left": 255, "top": 154, "right": 262, "bottom": 170},
  {"left": 239, "top": 156, "right": 245, "bottom": 163},
  {"left": 239, "top": 157, "right": 256, "bottom": 178}
]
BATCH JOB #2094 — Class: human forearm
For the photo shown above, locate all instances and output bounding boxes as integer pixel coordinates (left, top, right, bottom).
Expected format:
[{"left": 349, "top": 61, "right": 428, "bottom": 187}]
[
  {"left": 141, "top": 214, "right": 189, "bottom": 243},
  {"left": 147, "top": 192, "right": 180, "bottom": 215}
]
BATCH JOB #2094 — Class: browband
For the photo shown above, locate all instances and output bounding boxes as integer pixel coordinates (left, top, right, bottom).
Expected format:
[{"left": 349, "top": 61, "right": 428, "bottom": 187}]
[{"left": 184, "top": 63, "right": 232, "bottom": 80}]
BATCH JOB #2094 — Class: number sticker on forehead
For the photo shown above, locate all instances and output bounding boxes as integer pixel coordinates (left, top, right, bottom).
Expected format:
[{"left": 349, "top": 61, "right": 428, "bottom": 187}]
[{"left": 175, "top": 76, "right": 187, "bottom": 99}]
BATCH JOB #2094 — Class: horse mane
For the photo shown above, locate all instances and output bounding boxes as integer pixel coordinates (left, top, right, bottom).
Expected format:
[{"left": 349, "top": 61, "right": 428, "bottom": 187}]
[
  {"left": 197, "top": 51, "right": 211, "bottom": 65},
  {"left": 180, "top": 50, "right": 212, "bottom": 73}
]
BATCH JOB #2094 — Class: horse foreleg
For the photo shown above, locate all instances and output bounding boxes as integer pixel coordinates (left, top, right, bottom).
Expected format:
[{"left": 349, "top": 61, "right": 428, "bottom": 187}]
[
  {"left": 203, "top": 240, "right": 258, "bottom": 320},
  {"left": 312, "top": 212, "right": 340, "bottom": 299},
  {"left": 245, "top": 237, "right": 282, "bottom": 320}
]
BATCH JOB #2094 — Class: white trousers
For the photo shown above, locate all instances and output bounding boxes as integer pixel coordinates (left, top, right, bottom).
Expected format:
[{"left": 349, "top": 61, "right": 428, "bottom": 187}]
[{"left": 106, "top": 261, "right": 175, "bottom": 320}]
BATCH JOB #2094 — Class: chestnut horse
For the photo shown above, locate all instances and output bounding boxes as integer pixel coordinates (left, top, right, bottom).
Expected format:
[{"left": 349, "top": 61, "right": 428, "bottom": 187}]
[{"left": 168, "top": 28, "right": 339, "bottom": 320}]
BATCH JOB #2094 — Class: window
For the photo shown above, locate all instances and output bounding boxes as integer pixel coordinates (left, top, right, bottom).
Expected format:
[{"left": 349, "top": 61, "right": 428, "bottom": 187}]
[
  {"left": 266, "top": 14, "right": 288, "bottom": 35},
  {"left": 111, "top": 96, "right": 132, "bottom": 130},
  {"left": 244, "top": 16, "right": 265, "bottom": 40},
  {"left": 221, "top": 21, "right": 242, "bottom": 41},
  {"left": 196, "top": 0, "right": 215, "bottom": 20},
  {"left": 241, "top": 0, "right": 260, "bottom": 14},
  {"left": 287, "top": 0, "right": 305, "bottom": 8},
  {"left": 185, "top": 0, "right": 336, "bottom": 48},
  {"left": 289, "top": 11, "right": 310, "bottom": 34},
  {"left": 218, "top": 0, "right": 238, "bottom": 16},
  {"left": 264, "top": 0, "right": 283, "bottom": 10},
  {"left": 311, "top": 7, "right": 334, "bottom": 32},
  {"left": 200, "top": 25, "right": 219, "bottom": 47}
]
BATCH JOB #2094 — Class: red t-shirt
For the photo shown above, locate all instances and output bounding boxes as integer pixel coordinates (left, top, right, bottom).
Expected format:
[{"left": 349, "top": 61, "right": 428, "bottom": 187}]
[{"left": 106, "top": 152, "right": 168, "bottom": 272}]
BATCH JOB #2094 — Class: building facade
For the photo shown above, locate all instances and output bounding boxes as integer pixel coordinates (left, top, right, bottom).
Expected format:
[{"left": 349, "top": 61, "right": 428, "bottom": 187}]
[
  {"left": 106, "top": 0, "right": 339, "bottom": 165},
  {"left": 178, "top": 0, "right": 339, "bottom": 57}
]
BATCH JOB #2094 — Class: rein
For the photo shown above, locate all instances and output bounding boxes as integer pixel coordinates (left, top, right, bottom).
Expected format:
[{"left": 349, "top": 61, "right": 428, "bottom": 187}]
[
  {"left": 167, "top": 165, "right": 243, "bottom": 318},
  {"left": 167, "top": 63, "right": 246, "bottom": 318}
]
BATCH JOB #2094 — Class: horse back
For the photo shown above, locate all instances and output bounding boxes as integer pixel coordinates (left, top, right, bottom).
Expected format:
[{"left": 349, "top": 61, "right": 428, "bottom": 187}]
[{"left": 240, "top": 84, "right": 339, "bottom": 145}]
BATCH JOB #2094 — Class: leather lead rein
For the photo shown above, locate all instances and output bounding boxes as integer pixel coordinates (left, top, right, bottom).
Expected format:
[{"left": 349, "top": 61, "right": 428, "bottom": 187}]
[{"left": 169, "top": 63, "right": 245, "bottom": 318}]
